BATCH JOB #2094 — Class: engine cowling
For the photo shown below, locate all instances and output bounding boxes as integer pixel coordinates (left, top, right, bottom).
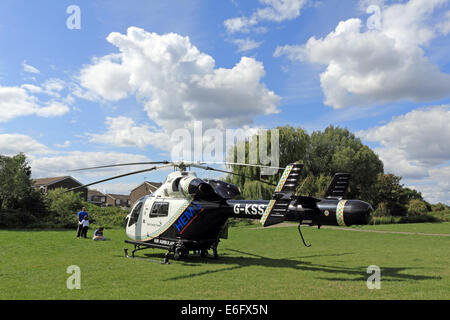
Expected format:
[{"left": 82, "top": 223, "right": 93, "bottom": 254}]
[{"left": 178, "top": 177, "right": 215, "bottom": 198}]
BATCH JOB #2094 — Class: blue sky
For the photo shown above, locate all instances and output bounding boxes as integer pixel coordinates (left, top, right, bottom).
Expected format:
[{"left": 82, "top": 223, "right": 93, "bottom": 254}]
[{"left": 0, "top": 0, "right": 449, "bottom": 204}]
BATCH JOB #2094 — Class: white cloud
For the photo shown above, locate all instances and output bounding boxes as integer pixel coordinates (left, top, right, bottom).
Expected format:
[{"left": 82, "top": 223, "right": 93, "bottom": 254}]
[
  {"left": 371, "top": 147, "right": 430, "bottom": 179},
  {"left": 87, "top": 116, "right": 169, "bottom": 150},
  {"left": 357, "top": 0, "right": 387, "bottom": 12},
  {"left": 22, "top": 61, "right": 40, "bottom": 74},
  {"left": 94, "top": 182, "right": 147, "bottom": 195},
  {"left": 35, "top": 101, "right": 70, "bottom": 118},
  {"left": 274, "top": 0, "right": 450, "bottom": 109},
  {"left": 86, "top": 116, "right": 270, "bottom": 165},
  {"left": 407, "top": 165, "right": 450, "bottom": 204},
  {"left": 42, "top": 78, "right": 66, "bottom": 97},
  {"left": 54, "top": 140, "right": 71, "bottom": 148},
  {"left": 78, "top": 54, "right": 131, "bottom": 101},
  {"left": 232, "top": 38, "right": 264, "bottom": 52},
  {"left": 29, "top": 151, "right": 153, "bottom": 180},
  {"left": 359, "top": 105, "right": 450, "bottom": 169},
  {"left": 358, "top": 105, "right": 450, "bottom": 203},
  {"left": 0, "top": 86, "right": 70, "bottom": 122},
  {"left": 224, "top": 0, "right": 307, "bottom": 33},
  {"left": 408, "top": 183, "right": 450, "bottom": 205},
  {"left": 77, "top": 27, "right": 280, "bottom": 148},
  {"left": 21, "top": 84, "right": 43, "bottom": 94},
  {"left": 436, "top": 10, "right": 450, "bottom": 35},
  {"left": 0, "top": 137, "right": 158, "bottom": 191},
  {"left": 0, "top": 134, "right": 52, "bottom": 156}
]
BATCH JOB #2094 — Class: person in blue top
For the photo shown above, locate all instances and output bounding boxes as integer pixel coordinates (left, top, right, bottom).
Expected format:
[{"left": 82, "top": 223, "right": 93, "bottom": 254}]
[
  {"left": 76, "top": 206, "right": 88, "bottom": 238},
  {"left": 92, "top": 227, "right": 106, "bottom": 241}
]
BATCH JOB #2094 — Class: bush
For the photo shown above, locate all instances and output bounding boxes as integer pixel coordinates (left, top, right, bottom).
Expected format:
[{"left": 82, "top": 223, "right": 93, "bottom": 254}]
[
  {"left": 373, "top": 202, "right": 390, "bottom": 217},
  {"left": 371, "top": 215, "right": 398, "bottom": 225},
  {"left": 398, "top": 214, "right": 440, "bottom": 223},
  {"left": 45, "top": 188, "right": 85, "bottom": 228},
  {"left": 431, "top": 203, "right": 448, "bottom": 212},
  {"left": 0, "top": 209, "right": 38, "bottom": 228},
  {"left": 407, "top": 199, "right": 429, "bottom": 216},
  {"left": 84, "top": 203, "right": 129, "bottom": 229},
  {"left": 428, "top": 210, "right": 450, "bottom": 222}
]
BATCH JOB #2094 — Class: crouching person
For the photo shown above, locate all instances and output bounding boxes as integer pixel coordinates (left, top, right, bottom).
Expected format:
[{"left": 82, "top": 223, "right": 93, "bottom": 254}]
[{"left": 92, "top": 227, "right": 106, "bottom": 241}]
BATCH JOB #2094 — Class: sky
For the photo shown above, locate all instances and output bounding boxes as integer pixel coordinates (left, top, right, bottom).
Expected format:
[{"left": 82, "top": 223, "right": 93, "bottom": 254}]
[{"left": 0, "top": 0, "right": 449, "bottom": 204}]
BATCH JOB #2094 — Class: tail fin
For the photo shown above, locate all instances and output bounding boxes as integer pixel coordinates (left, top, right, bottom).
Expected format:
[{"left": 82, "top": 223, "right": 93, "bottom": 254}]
[
  {"left": 324, "top": 173, "right": 351, "bottom": 199},
  {"left": 260, "top": 163, "right": 303, "bottom": 227}
]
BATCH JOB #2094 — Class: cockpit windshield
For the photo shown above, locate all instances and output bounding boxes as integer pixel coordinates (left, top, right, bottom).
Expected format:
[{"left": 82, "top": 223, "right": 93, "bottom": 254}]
[{"left": 128, "top": 201, "right": 143, "bottom": 227}]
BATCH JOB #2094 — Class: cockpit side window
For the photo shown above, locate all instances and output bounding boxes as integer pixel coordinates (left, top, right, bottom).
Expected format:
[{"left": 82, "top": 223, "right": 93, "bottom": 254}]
[
  {"left": 128, "top": 201, "right": 143, "bottom": 227},
  {"left": 150, "top": 202, "right": 169, "bottom": 217}
]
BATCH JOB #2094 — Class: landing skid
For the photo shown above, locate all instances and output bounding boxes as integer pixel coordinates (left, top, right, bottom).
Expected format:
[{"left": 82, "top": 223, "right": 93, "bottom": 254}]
[
  {"left": 124, "top": 246, "right": 170, "bottom": 264},
  {"left": 123, "top": 238, "right": 221, "bottom": 263},
  {"left": 124, "top": 240, "right": 171, "bottom": 264}
]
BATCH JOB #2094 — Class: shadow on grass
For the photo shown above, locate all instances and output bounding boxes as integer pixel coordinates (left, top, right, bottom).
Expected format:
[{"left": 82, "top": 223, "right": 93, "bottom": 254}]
[{"left": 135, "top": 248, "right": 440, "bottom": 283}]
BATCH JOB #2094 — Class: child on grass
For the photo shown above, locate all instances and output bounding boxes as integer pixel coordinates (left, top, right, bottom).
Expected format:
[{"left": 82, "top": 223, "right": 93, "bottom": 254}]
[
  {"left": 81, "top": 216, "right": 89, "bottom": 238},
  {"left": 92, "top": 227, "right": 106, "bottom": 241}
]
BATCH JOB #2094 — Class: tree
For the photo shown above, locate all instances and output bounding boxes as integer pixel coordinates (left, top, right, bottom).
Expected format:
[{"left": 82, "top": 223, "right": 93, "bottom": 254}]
[
  {"left": 45, "top": 188, "right": 85, "bottom": 228},
  {"left": 227, "top": 125, "right": 384, "bottom": 202},
  {"left": 0, "top": 153, "right": 36, "bottom": 210},
  {"left": 228, "top": 125, "right": 310, "bottom": 197},
  {"left": 305, "top": 126, "right": 384, "bottom": 202},
  {"left": 371, "top": 173, "right": 420, "bottom": 216}
]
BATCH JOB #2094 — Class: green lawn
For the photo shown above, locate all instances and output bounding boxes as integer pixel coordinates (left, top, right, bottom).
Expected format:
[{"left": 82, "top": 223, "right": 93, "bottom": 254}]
[{"left": 1, "top": 222, "right": 449, "bottom": 299}]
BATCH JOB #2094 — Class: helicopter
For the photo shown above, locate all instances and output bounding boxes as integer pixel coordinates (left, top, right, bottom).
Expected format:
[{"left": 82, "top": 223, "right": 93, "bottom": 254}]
[{"left": 68, "top": 161, "right": 373, "bottom": 264}]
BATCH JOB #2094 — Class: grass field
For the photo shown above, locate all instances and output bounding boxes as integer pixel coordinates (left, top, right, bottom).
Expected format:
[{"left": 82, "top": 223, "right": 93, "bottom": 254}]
[{"left": 1, "top": 222, "right": 449, "bottom": 300}]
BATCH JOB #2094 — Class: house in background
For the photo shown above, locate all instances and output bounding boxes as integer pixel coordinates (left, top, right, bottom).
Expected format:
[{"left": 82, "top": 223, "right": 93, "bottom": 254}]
[
  {"left": 130, "top": 181, "right": 162, "bottom": 206},
  {"left": 33, "top": 176, "right": 87, "bottom": 200},
  {"left": 87, "top": 189, "right": 107, "bottom": 206},
  {"left": 106, "top": 193, "right": 131, "bottom": 207}
]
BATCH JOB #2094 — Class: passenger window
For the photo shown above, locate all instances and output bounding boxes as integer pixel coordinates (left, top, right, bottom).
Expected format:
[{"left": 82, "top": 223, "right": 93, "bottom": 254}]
[
  {"left": 128, "top": 201, "right": 143, "bottom": 227},
  {"left": 150, "top": 202, "right": 169, "bottom": 217}
]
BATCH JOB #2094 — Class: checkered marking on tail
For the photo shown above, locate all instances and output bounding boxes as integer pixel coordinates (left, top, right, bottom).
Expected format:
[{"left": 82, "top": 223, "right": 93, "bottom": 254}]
[
  {"left": 336, "top": 200, "right": 347, "bottom": 226},
  {"left": 274, "top": 164, "right": 294, "bottom": 192},
  {"left": 260, "top": 200, "right": 276, "bottom": 225},
  {"left": 260, "top": 164, "right": 294, "bottom": 226}
]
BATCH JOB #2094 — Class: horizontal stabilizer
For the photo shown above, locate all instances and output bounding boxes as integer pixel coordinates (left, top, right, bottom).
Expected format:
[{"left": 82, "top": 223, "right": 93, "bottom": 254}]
[{"left": 324, "top": 173, "right": 351, "bottom": 199}]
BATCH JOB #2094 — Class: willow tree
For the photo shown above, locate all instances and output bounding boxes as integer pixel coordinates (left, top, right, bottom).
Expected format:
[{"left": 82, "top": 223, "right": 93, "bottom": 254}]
[{"left": 226, "top": 125, "right": 384, "bottom": 203}]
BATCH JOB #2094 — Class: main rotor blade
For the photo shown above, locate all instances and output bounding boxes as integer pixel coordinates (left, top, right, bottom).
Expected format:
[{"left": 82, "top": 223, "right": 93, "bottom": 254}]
[
  {"left": 68, "top": 161, "right": 170, "bottom": 172},
  {"left": 198, "top": 161, "right": 284, "bottom": 170},
  {"left": 190, "top": 164, "right": 277, "bottom": 186},
  {"left": 66, "top": 164, "right": 171, "bottom": 192}
]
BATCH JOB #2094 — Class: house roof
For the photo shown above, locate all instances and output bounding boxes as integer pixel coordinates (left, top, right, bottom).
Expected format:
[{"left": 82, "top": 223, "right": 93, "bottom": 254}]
[
  {"left": 106, "top": 193, "right": 130, "bottom": 200},
  {"left": 33, "top": 176, "right": 83, "bottom": 187},
  {"left": 131, "top": 181, "right": 162, "bottom": 193},
  {"left": 88, "top": 189, "right": 105, "bottom": 196}
]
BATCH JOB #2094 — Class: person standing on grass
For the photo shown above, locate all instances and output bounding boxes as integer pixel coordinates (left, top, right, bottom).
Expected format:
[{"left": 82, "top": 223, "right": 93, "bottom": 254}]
[
  {"left": 81, "top": 215, "right": 89, "bottom": 238},
  {"left": 76, "top": 206, "right": 88, "bottom": 238}
]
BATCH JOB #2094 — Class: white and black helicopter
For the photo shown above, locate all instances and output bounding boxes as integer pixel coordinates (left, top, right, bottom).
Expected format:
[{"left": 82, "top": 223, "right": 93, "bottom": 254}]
[{"left": 69, "top": 161, "right": 373, "bottom": 264}]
